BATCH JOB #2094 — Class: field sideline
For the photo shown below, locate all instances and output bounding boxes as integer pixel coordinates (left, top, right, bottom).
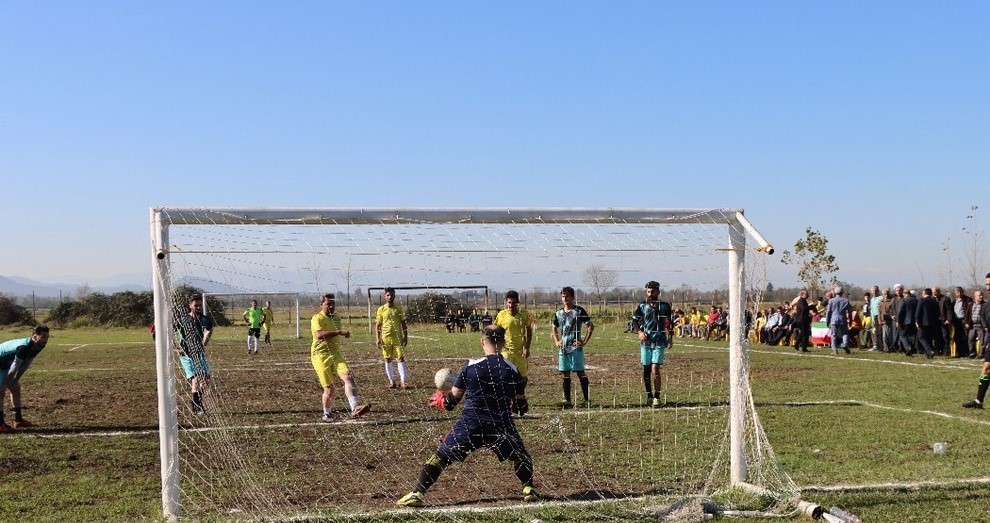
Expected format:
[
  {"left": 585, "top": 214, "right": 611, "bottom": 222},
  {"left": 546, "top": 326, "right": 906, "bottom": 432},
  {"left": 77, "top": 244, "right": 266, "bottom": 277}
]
[{"left": 1, "top": 324, "right": 989, "bottom": 522}]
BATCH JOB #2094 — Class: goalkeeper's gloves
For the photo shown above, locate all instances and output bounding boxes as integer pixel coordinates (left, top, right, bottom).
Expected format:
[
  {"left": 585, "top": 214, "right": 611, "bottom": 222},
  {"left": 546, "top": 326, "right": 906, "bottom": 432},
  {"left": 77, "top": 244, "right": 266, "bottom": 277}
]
[
  {"left": 429, "top": 390, "right": 460, "bottom": 411},
  {"left": 429, "top": 390, "right": 446, "bottom": 410},
  {"left": 515, "top": 396, "right": 529, "bottom": 416}
]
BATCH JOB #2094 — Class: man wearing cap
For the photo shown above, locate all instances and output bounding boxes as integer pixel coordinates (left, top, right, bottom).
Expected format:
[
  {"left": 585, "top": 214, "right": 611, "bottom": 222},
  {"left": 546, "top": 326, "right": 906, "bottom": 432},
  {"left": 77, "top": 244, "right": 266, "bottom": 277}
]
[
  {"left": 963, "top": 273, "right": 990, "bottom": 409},
  {"left": 632, "top": 280, "right": 674, "bottom": 407}
]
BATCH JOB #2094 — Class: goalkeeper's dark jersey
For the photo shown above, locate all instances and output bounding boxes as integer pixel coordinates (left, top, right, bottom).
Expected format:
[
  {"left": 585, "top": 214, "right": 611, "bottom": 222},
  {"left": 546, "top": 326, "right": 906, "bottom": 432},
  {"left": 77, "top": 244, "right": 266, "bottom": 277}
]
[
  {"left": 453, "top": 354, "right": 524, "bottom": 426},
  {"left": 632, "top": 300, "right": 673, "bottom": 348}
]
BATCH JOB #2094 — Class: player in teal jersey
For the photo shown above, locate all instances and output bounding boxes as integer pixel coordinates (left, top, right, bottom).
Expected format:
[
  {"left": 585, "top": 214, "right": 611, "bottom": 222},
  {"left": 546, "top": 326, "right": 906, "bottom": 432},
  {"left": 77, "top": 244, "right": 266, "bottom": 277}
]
[
  {"left": 632, "top": 281, "right": 674, "bottom": 407},
  {"left": 551, "top": 286, "right": 595, "bottom": 408},
  {"left": 0, "top": 325, "right": 50, "bottom": 432}
]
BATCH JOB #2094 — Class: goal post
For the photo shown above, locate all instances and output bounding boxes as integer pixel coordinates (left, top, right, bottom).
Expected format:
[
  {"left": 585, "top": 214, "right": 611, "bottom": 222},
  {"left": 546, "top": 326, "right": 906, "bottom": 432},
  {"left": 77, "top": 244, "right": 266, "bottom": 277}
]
[
  {"left": 150, "top": 207, "right": 788, "bottom": 522},
  {"left": 201, "top": 292, "right": 302, "bottom": 339},
  {"left": 365, "top": 285, "right": 490, "bottom": 333}
]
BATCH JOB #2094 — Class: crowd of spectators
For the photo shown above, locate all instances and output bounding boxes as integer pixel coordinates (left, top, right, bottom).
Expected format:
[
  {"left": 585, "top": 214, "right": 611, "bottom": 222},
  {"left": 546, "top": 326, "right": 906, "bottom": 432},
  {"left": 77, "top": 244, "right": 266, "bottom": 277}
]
[{"left": 670, "top": 281, "right": 990, "bottom": 359}]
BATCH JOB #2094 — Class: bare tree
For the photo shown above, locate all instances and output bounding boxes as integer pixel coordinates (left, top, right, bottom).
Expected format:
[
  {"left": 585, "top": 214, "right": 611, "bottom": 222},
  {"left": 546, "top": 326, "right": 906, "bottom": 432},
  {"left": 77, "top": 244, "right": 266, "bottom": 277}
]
[
  {"left": 779, "top": 227, "right": 839, "bottom": 300},
  {"left": 75, "top": 283, "right": 92, "bottom": 300},
  {"left": 583, "top": 264, "right": 617, "bottom": 310},
  {"left": 961, "top": 205, "right": 986, "bottom": 289}
]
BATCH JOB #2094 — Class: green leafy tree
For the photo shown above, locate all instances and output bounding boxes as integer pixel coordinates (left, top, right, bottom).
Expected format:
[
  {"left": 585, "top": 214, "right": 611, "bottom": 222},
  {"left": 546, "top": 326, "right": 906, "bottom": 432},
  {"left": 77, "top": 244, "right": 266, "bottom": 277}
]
[
  {"left": 779, "top": 227, "right": 839, "bottom": 300},
  {"left": 405, "top": 292, "right": 463, "bottom": 324}
]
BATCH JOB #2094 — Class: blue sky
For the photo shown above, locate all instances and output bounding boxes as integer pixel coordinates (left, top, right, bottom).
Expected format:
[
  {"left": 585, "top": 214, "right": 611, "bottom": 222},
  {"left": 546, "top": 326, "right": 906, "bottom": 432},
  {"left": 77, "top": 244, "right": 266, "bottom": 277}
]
[{"left": 2, "top": 2, "right": 988, "bottom": 290}]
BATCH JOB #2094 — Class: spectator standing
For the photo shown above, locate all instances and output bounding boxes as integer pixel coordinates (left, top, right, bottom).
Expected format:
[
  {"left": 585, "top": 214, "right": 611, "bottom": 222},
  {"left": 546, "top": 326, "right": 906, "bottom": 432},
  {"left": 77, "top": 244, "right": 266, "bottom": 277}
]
[
  {"left": 897, "top": 288, "right": 920, "bottom": 355},
  {"left": 868, "top": 286, "right": 883, "bottom": 352},
  {"left": 966, "top": 291, "right": 987, "bottom": 359},
  {"left": 262, "top": 300, "right": 275, "bottom": 345},
  {"left": 962, "top": 274, "right": 990, "bottom": 409},
  {"left": 791, "top": 290, "right": 812, "bottom": 352},
  {"left": 915, "top": 288, "right": 943, "bottom": 359},
  {"left": 825, "top": 287, "right": 852, "bottom": 355},
  {"left": 934, "top": 286, "right": 953, "bottom": 356},
  {"left": 951, "top": 287, "right": 974, "bottom": 357}
]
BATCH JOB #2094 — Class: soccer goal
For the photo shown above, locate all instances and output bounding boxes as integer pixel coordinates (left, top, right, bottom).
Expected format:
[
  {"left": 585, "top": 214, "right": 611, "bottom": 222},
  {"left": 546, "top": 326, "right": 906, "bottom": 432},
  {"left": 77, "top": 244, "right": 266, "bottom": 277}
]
[
  {"left": 201, "top": 292, "right": 302, "bottom": 339},
  {"left": 150, "top": 207, "right": 795, "bottom": 522}
]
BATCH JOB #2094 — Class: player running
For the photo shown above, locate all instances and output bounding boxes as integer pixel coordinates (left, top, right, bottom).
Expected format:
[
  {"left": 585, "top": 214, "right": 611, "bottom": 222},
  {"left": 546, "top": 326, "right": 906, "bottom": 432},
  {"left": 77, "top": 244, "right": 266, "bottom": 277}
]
[{"left": 311, "top": 293, "right": 370, "bottom": 420}]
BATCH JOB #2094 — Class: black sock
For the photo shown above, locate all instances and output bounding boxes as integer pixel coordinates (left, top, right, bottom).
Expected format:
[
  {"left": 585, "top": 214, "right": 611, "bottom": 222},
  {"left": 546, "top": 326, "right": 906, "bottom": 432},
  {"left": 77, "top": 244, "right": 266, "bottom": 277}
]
[
  {"left": 0, "top": 410, "right": 5, "bottom": 424},
  {"left": 415, "top": 454, "right": 448, "bottom": 494},
  {"left": 977, "top": 375, "right": 990, "bottom": 403},
  {"left": 192, "top": 391, "right": 203, "bottom": 409},
  {"left": 512, "top": 452, "right": 534, "bottom": 487},
  {"left": 562, "top": 377, "right": 572, "bottom": 403},
  {"left": 13, "top": 407, "right": 23, "bottom": 422},
  {"left": 643, "top": 366, "right": 652, "bottom": 397},
  {"left": 579, "top": 376, "right": 590, "bottom": 402}
]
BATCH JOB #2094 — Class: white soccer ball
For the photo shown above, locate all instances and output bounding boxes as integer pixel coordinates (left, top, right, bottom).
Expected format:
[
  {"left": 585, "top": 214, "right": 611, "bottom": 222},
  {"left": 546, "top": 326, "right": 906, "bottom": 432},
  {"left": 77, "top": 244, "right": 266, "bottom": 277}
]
[{"left": 434, "top": 368, "right": 456, "bottom": 391}]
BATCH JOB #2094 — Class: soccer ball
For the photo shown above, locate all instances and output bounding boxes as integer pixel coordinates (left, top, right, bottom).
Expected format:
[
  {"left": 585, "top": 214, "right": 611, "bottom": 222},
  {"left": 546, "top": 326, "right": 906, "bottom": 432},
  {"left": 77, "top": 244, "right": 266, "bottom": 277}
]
[{"left": 434, "top": 368, "right": 456, "bottom": 391}]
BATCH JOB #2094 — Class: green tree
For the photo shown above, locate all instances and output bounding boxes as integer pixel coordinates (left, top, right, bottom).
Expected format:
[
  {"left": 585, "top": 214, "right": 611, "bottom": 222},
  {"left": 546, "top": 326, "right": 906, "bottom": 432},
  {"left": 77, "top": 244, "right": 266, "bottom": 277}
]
[
  {"left": 779, "top": 227, "right": 839, "bottom": 300},
  {"left": 0, "top": 295, "right": 37, "bottom": 326},
  {"left": 405, "top": 292, "right": 463, "bottom": 324}
]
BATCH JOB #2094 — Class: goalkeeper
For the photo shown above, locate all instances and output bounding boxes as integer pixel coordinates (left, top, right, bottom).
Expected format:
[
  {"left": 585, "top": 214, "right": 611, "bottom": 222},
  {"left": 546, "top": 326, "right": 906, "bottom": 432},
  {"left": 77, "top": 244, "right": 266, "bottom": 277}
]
[{"left": 397, "top": 325, "right": 539, "bottom": 507}]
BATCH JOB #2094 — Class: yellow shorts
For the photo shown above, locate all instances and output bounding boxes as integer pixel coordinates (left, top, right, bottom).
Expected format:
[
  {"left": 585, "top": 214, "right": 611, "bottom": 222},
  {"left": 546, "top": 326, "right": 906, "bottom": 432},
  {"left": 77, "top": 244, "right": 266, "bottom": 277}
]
[
  {"left": 311, "top": 350, "right": 349, "bottom": 388},
  {"left": 502, "top": 350, "right": 528, "bottom": 378},
  {"left": 380, "top": 341, "right": 404, "bottom": 360}
]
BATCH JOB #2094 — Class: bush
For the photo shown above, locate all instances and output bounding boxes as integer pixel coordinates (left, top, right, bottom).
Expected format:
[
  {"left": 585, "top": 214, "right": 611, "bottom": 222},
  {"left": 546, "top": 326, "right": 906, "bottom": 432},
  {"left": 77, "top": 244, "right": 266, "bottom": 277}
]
[{"left": 0, "top": 295, "right": 37, "bottom": 326}]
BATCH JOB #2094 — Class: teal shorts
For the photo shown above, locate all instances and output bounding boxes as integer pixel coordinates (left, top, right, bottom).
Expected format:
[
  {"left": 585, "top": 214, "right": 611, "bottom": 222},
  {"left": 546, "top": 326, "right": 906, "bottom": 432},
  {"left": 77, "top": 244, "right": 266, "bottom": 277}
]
[
  {"left": 640, "top": 345, "right": 667, "bottom": 366},
  {"left": 179, "top": 353, "right": 210, "bottom": 380},
  {"left": 558, "top": 348, "right": 586, "bottom": 372}
]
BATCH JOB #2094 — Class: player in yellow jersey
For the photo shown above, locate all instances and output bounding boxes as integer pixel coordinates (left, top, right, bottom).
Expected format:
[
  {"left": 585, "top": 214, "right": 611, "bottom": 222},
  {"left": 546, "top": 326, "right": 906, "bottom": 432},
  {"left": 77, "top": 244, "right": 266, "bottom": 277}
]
[
  {"left": 495, "top": 290, "right": 533, "bottom": 415},
  {"left": 311, "top": 293, "right": 370, "bottom": 420},
  {"left": 262, "top": 300, "right": 274, "bottom": 345},
  {"left": 376, "top": 287, "right": 410, "bottom": 389}
]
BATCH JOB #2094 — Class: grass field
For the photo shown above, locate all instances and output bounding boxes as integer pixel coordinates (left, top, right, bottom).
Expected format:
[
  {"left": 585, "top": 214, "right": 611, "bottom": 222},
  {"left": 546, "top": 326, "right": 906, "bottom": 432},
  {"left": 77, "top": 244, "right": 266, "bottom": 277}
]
[{"left": 2, "top": 320, "right": 990, "bottom": 523}]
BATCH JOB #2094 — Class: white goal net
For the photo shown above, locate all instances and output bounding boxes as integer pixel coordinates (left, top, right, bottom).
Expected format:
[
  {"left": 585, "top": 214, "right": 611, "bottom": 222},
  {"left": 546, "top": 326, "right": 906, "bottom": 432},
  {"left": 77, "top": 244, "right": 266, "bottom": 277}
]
[{"left": 150, "top": 207, "right": 797, "bottom": 522}]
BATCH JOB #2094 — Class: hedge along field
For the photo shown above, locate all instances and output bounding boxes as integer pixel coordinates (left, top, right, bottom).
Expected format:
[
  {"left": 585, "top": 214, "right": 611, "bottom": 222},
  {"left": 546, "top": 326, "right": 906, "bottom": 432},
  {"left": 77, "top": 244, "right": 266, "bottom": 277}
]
[{"left": 1, "top": 323, "right": 990, "bottom": 522}]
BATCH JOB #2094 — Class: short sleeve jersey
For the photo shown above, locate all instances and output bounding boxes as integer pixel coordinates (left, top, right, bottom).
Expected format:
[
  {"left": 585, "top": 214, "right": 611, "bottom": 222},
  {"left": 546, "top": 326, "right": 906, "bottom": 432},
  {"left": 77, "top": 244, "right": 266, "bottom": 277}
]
[
  {"left": 375, "top": 304, "right": 406, "bottom": 344},
  {"left": 311, "top": 311, "right": 342, "bottom": 356},
  {"left": 262, "top": 307, "right": 274, "bottom": 326},
  {"left": 177, "top": 314, "right": 214, "bottom": 356},
  {"left": 495, "top": 308, "right": 533, "bottom": 356},
  {"left": 453, "top": 354, "right": 524, "bottom": 426},
  {"left": 552, "top": 305, "right": 594, "bottom": 352},
  {"left": 633, "top": 300, "right": 673, "bottom": 347},
  {"left": 0, "top": 337, "right": 43, "bottom": 360},
  {"left": 244, "top": 307, "right": 265, "bottom": 328}
]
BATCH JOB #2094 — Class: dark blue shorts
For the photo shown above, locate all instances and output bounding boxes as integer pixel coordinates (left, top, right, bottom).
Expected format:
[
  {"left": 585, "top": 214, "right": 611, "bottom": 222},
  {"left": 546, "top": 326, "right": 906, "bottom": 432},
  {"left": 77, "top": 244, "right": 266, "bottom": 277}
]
[{"left": 437, "top": 420, "right": 528, "bottom": 463}]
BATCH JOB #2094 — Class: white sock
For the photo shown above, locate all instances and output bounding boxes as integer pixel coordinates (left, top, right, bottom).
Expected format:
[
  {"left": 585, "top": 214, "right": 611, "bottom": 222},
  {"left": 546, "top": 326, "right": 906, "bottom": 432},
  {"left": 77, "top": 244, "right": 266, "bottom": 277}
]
[
  {"left": 323, "top": 407, "right": 332, "bottom": 416},
  {"left": 398, "top": 361, "right": 409, "bottom": 384},
  {"left": 348, "top": 395, "right": 359, "bottom": 411},
  {"left": 384, "top": 361, "right": 395, "bottom": 382},
  {"left": 247, "top": 337, "right": 252, "bottom": 350}
]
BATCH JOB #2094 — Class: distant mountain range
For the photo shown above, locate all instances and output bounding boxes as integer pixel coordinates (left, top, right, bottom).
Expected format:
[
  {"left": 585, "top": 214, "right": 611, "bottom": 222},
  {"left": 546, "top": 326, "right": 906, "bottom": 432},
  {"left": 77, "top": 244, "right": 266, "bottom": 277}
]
[{"left": 0, "top": 274, "right": 151, "bottom": 298}]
